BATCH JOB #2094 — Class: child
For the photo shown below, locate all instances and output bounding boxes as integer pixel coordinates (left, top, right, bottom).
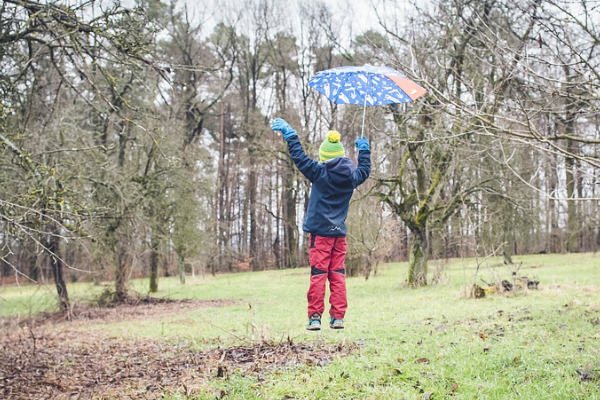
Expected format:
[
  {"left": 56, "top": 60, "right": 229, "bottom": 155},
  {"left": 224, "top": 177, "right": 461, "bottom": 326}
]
[{"left": 271, "top": 118, "right": 371, "bottom": 330}]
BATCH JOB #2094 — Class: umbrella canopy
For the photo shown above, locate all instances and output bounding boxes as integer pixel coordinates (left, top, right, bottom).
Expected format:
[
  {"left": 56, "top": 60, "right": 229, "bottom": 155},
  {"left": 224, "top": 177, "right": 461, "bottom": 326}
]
[
  {"left": 308, "top": 64, "right": 427, "bottom": 105},
  {"left": 308, "top": 64, "right": 427, "bottom": 137}
]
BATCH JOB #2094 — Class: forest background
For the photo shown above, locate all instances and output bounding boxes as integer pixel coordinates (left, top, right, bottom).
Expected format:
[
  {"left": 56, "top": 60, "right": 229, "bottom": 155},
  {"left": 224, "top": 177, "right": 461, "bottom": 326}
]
[{"left": 1, "top": 0, "right": 599, "bottom": 311}]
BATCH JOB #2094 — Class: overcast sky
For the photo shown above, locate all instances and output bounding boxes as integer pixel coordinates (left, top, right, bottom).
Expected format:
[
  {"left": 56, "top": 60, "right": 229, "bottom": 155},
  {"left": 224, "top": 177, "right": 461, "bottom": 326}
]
[{"left": 180, "top": 0, "right": 383, "bottom": 40}]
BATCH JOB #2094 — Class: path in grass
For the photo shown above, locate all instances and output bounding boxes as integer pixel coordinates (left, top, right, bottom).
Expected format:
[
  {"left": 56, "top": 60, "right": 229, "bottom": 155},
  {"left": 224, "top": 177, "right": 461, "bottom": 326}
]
[{"left": 0, "top": 299, "right": 357, "bottom": 400}]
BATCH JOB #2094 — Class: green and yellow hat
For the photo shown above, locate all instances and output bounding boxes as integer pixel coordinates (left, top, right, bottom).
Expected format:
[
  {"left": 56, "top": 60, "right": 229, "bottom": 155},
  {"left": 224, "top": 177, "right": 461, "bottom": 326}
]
[{"left": 319, "top": 131, "right": 345, "bottom": 162}]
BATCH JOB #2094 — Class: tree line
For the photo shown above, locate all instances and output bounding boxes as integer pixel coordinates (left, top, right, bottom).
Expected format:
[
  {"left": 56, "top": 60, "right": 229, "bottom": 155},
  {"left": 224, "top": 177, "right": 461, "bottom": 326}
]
[{"left": 1, "top": 0, "right": 599, "bottom": 312}]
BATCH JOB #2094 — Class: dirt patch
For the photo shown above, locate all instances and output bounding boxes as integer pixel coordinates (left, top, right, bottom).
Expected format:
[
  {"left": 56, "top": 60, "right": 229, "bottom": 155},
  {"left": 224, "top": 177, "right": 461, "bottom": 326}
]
[
  {"left": 0, "top": 328, "right": 358, "bottom": 399},
  {"left": 0, "top": 276, "right": 19, "bottom": 285},
  {"left": 0, "top": 298, "right": 237, "bottom": 330},
  {"left": 542, "top": 284, "right": 600, "bottom": 294}
]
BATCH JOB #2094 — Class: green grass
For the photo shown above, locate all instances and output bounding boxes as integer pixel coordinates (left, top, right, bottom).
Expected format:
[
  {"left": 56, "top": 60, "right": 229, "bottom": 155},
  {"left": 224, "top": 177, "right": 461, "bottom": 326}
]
[
  {"left": 2, "top": 253, "right": 600, "bottom": 399},
  {"left": 0, "top": 280, "right": 109, "bottom": 318}
]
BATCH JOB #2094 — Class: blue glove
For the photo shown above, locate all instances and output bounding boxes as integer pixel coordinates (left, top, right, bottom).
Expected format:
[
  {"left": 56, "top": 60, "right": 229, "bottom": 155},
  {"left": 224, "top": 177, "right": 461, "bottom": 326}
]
[
  {"left": 271, "top": 118, "right": 297, "bottom": 140},
  {"left": 355, "top": 137, "right": 370, "bottom": 151}
]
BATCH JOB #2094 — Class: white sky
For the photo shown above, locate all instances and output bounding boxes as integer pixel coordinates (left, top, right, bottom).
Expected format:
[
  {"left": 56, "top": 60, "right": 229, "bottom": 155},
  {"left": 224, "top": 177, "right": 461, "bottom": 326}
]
[{"left": 180, "top": 0, "right": 382, "bottom": 40}]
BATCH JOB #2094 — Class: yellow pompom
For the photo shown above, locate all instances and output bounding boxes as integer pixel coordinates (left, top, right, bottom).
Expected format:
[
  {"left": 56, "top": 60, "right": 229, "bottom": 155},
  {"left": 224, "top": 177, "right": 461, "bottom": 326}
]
[{"left": 327, "top": 130, "right": 341, "bottom": 143}]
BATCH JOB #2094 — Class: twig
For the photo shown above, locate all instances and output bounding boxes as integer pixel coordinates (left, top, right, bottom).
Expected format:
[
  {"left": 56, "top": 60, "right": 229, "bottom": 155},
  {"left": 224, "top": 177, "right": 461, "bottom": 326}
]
[
  {"left": 201, "top": 318, "right": 245, "bottom": 341},
  {"left": 28, "top": 326, "right": 38, "bottom": 357}
]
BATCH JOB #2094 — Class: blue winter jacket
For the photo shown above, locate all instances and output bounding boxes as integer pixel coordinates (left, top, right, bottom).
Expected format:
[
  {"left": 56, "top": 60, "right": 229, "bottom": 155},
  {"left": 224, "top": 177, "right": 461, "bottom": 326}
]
[{"left": 286, "top": 135, "right": 371, "bottom": 237}]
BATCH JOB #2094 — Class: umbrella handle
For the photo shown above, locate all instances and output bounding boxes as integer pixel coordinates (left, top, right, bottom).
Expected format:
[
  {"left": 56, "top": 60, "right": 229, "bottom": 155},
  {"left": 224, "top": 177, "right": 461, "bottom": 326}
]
[
  {"left": 361, "top": 99, "right": 367, "bottom": 139},
  {"left": 361, "top": 73, "right": 369, "bottom": 139}
]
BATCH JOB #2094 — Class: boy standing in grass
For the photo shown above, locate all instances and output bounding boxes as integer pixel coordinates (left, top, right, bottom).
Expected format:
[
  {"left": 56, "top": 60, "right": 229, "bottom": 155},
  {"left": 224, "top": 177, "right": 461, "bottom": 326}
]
[{"left": 271, "top": 118, "right": 371, "bottom": 330}]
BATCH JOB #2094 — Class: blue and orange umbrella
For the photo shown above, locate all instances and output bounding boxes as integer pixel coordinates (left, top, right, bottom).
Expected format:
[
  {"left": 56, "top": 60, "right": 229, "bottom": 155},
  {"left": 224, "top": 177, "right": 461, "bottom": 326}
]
[{"left": 308, "top": 64, "right": 427, "bottom": 137}]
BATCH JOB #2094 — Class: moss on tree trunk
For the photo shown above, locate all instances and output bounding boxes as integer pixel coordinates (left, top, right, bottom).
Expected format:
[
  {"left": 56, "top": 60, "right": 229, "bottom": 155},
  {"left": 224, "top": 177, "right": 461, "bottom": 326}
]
[
  {"left": 149, "top": 237, "right": 159, "bottom": 293},
  {"left": 178, "top": 254, "right": 186, "bottom": 285},
  {"left": 408, "top": 229, "right": 428, "bottom": 286},
  {"left": 47, "top": 229, "right": 70, "bottom": 313},
  {"left": 115, "top": 245, "right": 129, "bottom": 303}
]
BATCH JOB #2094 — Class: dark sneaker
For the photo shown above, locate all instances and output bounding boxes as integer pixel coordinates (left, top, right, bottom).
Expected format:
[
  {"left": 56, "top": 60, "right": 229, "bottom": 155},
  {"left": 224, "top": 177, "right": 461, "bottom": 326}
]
[
  {"left": 306, "top": 313, "right": 321, "bottom": 331},
  {"left": 330, "top": 316, "right": 345, "bottom": 329}
]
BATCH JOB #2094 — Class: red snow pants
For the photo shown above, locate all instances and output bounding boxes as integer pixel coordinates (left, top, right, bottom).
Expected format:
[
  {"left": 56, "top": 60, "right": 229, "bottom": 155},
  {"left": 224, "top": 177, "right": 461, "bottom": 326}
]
[{"left": 307, "top": 234, "right": 347, "bottom": 319}]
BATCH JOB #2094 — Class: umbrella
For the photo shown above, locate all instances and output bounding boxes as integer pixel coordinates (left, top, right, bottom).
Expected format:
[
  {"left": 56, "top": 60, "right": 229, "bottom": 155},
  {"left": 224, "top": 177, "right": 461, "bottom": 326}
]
[{"left": 308, "top": 64, "right": 427, "bottom": 137}]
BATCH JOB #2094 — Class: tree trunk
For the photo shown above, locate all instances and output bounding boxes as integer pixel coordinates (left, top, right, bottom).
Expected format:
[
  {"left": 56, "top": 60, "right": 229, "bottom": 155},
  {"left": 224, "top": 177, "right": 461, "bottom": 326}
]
[
  {"left": 149, "top": 234, "right": 159, "bottom": 293},
  {"left": 564, "top": 69, "right": 579, "bottom": 253},
  {"left": 503, "top": 245, "right": 513, "bottom": 264},
  {"left": 502, "top": 202, "right": 514, "bottom": 263},
  {"left": 282, "top": 162, "right": 298, "bottom": 268},
  {"left": 565, "top": 139, "right": 578, "bottom": 252},
  {"left": 178, "top": 254, "right": 186, "bottom": 285},
  {"left": 28, "top": 247, "right": 39, "bottom": 282},
  {"left": 547, "top": 154, "right": 560, "bottom": 253},
  {"left": 274, "top": 172, "right": 282, "bottom": 269},
  {"left": 408, "top": 229, "right": 428, "bottom": 286},
  {"left": 248, "top": 149, "right": 260, "bottom": 270},
  {"left": 115, "top": 244, "right": 129, "bottom": 303},
  {"left": 216, "top": 101, "right": 227, "bottom": 272},
  {"left": 46, "top": 229, "right": 70, "bottom": 313}
]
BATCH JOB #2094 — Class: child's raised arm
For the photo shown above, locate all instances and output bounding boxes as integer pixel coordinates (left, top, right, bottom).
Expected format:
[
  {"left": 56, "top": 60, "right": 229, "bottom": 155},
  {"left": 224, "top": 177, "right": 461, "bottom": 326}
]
[
  {"left": 353, "top": 137, "right": 371, "bottom": 188},
  {"left": 271, "top": 118, "right": 321, "bottom": 183}
]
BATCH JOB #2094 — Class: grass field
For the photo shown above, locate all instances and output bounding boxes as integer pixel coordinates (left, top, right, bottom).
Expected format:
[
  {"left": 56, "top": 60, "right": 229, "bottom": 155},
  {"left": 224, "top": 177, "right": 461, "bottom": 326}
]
[{"left": 1, "top": 253, "right": 600, "bottom": 399}]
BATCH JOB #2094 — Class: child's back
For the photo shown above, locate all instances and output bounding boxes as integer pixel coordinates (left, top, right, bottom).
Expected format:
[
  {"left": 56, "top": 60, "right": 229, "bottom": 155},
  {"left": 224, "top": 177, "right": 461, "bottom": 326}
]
[{"left": 271, "top": 118, "right": 371, "bottom": 330}]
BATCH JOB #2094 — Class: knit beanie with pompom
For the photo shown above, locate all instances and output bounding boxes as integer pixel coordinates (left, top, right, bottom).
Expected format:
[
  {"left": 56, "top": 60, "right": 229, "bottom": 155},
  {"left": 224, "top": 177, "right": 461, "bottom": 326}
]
[{"left": 319, "top": 131, "right": 345, "bottom": 162}]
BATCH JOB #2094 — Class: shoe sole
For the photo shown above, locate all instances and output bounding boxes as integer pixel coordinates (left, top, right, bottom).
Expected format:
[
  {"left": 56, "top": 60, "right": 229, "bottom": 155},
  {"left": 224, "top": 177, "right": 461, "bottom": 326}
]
[
  {"left": 306, "top": 325, "right": 321, "bottom": 331},
  {"left": 330, "top": 325, "right": 344, "bottom": 329}
]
